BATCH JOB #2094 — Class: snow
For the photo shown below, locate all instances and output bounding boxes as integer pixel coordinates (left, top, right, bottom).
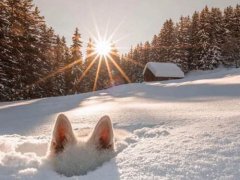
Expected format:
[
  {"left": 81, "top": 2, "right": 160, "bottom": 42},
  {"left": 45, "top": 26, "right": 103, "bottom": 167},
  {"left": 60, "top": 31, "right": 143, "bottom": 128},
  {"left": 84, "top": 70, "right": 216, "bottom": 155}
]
[
  {"left": 0, "top": 67, "right": 240, "bottom": 179},
  {"left": 143, "top": 62, "right": 184, "bottom": 78}
]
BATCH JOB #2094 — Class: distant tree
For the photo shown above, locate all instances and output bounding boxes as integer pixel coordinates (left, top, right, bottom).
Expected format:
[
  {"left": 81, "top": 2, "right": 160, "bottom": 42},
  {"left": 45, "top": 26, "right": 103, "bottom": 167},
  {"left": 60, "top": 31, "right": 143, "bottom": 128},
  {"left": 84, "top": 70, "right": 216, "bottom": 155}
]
[
  {"left": 222, "top": 6, "right": 238, "bottom": 67},
  {"left": 205, "top": 7, "right": 224, "bottom": 69},
  {"left": 85, "top": 38, "right": 95, "bottom": 67},
  {"left": 175, "top": 16, "right": 191, "bottom": 72},
  {"left": 197, "top": 6, "right": 215, "bottom": 70},
  {"left": 149, "top": 35, "right": 159, "bottom": 61},
  {"left": 189, "top": 11, "right": 201, "bottom": 70},
  {"left": 109, "top": 43, "right": 124, "bottom": 86},
  {"left": 158, "top": 19, "right": 176, "bottom": 62},
  {"left": 51, "top": 36, "right": 67, "bottom": 95},
  {"left": 82, "top": 38, "right": 97, "bottom": 92},
  {"left": 0, "top": 0, "right": 11, "bottom": 100},
  {"left": 132, "top": 44, "right": 143, "bottom": 82},
  {"left": 60, "top": 36, "right": 71, "bottom": 94},
  {"left": 142, "top": 41, "right": 151, "bottom": 65},
  {"left": 68, "top": 27, "right": 83, "bottom": 94}
]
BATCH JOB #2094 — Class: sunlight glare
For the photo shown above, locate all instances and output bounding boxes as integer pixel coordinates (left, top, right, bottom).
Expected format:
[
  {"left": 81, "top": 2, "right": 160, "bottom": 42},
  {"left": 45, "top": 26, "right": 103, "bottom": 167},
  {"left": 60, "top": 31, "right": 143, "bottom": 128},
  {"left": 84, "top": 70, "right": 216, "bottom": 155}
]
[{"left": 95, "top": 40, "right": 111, "bottom": 56}]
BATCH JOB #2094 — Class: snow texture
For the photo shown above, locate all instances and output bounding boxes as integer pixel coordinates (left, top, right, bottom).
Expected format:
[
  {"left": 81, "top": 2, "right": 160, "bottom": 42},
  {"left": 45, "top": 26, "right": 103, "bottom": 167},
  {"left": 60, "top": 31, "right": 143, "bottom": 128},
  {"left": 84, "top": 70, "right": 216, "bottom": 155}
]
[
  {"left": 143, "top": 62, "right": 185, "bottom": 78},
  {"left": 0, "top": 67, "right": 240, "bottom": 179}
]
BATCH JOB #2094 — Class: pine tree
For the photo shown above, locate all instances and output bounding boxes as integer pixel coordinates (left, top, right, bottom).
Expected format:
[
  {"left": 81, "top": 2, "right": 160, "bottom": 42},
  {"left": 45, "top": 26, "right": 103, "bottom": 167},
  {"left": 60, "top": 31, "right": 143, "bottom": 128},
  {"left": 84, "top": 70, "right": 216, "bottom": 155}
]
[
  {"left": 85, "top": 38, "right": 95, "bottom": 67},
  {"left": 206, "top": 7, "right": 224, "bottom": 69},
  {"left": 61, "top": 36, "right": 71, "bottom": 94},
  {"left": 189, "top": 11, "right": 201, "bottom": 70},
  {"left": 222, "top": 6, "right": 238, "bottom": 67},
  {"left": 21, "top": 1, "right": 50, "bottom": 99},
  {"left": 158, "top": 19, "right": 176, "bottom": 62},
  {"left": 232, "top": 4, "right": 240, "bottom": 67},
  {"left": 109, "top": 43, "right": 124, "bottom": 86},
  {"left": 175, "top": 16, "right": 191, "bottom": 72},
  {"left": 0, "top": 0, "right": 11, "bottom": 100},
  {"left": 132, "top": 44, "right": 143, "bottom": 82},
  {"left": 51, "top": 36, "right": 67, "bottom": 96},
  {"left": 121, "top": 47, "right": 134, "bottom": 84},
  {"left": 35, "top": 26, "right": 57, "bottom": 98},
  {"left": 142, "top": 41, "right": 151, "bottom": 65},
  {"left": 149, "top": 35, "right": 159, "bottom": 61},
  {"left": 68, "top": 27, "right": 83, "bottom": 94},
  {"left": 82, "top": 38, "right": 97, "bottom": 92},
  {"left": 197, "top": 6, "right": 218, "bottom": 70}
]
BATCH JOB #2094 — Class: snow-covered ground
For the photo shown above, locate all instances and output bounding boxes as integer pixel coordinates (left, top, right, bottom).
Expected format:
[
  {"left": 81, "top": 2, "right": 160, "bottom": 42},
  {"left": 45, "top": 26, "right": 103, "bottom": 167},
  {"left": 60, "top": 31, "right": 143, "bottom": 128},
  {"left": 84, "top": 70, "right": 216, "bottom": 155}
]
[{"left": 0, "top": 68, "right": 240, "bottom": 179}]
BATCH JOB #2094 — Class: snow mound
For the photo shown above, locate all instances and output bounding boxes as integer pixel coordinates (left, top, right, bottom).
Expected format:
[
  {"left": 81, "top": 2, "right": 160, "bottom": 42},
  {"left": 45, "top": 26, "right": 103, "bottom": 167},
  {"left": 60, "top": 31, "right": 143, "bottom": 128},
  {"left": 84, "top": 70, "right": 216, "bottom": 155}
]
[{"left": 0, "top": 133, "right": 132, "bottom": 179}]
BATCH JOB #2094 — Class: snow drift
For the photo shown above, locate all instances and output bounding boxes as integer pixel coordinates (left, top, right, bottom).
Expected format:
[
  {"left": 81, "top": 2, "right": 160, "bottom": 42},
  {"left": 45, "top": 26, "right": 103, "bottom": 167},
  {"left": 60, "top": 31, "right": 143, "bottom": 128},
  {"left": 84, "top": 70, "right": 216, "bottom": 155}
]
[{"left": 0, "top": 68, "right": 240, "bottom": 179}]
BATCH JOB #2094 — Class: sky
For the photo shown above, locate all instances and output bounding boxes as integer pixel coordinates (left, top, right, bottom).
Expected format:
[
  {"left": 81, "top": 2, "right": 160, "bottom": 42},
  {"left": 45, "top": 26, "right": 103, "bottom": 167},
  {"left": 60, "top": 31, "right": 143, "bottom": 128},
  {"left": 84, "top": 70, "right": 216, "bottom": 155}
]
[{"left": 33, "top": 0, "right": 239, "bottom": 56}]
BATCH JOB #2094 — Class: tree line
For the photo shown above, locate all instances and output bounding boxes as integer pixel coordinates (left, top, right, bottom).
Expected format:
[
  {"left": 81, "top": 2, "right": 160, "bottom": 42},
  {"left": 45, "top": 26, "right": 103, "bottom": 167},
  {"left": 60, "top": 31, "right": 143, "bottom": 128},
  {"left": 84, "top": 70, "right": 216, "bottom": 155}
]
[
  {"left": 121, "top": 5, "right": 240, "bottom": 82},
  {"left": 0, "top": 1, "right": 240, "bottom": 101},
  {"left": 0, "top": 0, "right": 123, "bottom": 101}
]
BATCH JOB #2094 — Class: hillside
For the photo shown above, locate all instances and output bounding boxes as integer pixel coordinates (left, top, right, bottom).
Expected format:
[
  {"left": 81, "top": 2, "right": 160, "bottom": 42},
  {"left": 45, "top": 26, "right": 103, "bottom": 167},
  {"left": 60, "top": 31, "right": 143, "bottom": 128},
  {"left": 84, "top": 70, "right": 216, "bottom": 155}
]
[{"left": 0, "top": 67, "right": 240, "bottom": 179}]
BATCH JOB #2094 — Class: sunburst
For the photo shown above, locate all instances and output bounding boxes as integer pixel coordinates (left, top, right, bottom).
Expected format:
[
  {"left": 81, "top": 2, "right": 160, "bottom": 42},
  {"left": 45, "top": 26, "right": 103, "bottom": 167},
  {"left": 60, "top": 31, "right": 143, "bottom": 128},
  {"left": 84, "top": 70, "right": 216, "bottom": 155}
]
[
  {"left": 95, "top": 40, "right": 111, "bottom": 56},
  {"left": 25, "top": 20, "right": 142, "bottom": 94}
]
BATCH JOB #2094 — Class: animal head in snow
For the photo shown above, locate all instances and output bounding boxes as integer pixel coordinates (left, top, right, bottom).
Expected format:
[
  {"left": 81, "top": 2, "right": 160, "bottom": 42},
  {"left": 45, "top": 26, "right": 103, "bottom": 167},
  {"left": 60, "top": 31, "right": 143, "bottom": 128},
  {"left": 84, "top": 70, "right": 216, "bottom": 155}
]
[{"left": 48, "top": 114, "right": 114, "bottom": 176}]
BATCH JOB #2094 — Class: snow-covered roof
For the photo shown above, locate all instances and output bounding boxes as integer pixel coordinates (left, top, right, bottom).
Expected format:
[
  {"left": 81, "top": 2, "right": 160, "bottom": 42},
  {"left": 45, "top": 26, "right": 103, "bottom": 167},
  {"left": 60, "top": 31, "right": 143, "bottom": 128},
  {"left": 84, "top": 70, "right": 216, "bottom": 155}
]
[{"left": 143, "top": 62, "right": 184, "bottom": 78}]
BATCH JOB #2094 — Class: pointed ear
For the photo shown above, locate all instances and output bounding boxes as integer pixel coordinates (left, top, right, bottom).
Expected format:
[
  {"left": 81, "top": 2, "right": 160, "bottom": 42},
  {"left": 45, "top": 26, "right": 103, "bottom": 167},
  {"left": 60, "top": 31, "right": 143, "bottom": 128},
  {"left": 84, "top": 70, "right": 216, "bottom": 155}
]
[
  {"left": 89, "top": 115, "right": 114, "bottom": 149},
  {"left": 50, "top": 114, "right": 76, "bottom": 154}
]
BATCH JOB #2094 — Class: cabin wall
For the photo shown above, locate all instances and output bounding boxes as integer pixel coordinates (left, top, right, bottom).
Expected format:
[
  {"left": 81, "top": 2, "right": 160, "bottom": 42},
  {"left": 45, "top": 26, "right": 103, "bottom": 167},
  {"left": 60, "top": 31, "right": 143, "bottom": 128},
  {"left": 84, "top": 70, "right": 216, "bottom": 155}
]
[{"left": 144, "top": 68, "right": 156, "bottom": 81}]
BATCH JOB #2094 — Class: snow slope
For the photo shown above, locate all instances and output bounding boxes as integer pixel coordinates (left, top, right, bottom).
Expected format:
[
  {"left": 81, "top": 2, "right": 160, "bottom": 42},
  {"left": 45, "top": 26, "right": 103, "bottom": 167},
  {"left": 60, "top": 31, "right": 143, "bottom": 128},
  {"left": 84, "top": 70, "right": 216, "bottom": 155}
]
[{"left": 0, "top": 68, "right": 240, "bottom": 179}]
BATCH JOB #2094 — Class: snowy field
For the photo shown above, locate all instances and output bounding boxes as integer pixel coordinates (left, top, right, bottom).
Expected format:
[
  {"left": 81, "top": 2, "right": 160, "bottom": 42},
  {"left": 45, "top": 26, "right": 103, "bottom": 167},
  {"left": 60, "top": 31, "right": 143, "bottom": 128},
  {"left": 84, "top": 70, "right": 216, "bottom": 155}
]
[{"left": 0, "top": 68, "right": 240, "bottom": 179}]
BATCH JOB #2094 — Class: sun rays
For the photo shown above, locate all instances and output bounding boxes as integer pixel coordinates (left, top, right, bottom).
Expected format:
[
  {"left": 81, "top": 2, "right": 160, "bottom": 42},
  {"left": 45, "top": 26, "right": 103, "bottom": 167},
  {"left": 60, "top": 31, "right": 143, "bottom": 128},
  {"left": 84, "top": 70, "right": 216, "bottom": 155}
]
[
  {"left": 95, "top": 40, "right": 111, "bottom": 56},
  {"left": 75, "top": 22, "right": 133, "bottom": 91},
  {"left": 25, "top": 21, "right": 146, "bottom": 93}
]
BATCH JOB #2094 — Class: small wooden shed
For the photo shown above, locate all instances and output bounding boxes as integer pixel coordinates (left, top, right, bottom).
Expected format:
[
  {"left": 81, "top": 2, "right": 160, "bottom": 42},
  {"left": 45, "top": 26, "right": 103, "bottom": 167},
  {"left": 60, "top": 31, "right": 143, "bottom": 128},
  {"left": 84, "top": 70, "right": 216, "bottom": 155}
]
[{"left": 143, "top": 62, "right": 184, "bottom": 82}]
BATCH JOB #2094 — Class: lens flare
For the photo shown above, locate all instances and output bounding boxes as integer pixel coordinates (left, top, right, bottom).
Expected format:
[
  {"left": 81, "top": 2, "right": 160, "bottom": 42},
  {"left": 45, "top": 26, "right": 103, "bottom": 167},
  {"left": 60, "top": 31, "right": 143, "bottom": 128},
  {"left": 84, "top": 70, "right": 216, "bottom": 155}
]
[
  {"left": 95, "top": 40, "right": 111, "bottom": 56},
  {"left": 25, "top": 20, "right": 138, "bottom": 94}
]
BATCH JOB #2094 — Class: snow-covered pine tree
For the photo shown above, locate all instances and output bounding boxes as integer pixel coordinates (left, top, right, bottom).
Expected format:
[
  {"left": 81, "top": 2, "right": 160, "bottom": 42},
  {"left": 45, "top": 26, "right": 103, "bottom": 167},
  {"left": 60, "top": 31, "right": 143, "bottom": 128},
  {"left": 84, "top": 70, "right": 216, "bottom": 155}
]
[
  {"left": 69, "top": 27, "right": 83, "bottom": 94},
  {"left": 232, "top": 4, "right": 240, "bottom": 67},
  {"left": 142, "top": 41, "right": 151, "bottom": 65},
  {"left": 3, "top": 0, "right": 26, "bottom": 100},
  {"left": 132, "top": 44, "right": 143, "bottom": 82},
  {"left": 61, "top": 36, "right": 71, "bottom": 94},
  {"left": 232, "top": 4, "right": 240, "bottom": 68},
  {"left": 197, "top": 6, "right": 214, "bottom": 70},
  {"left": 81, "top": 38, "right": 96, "bottom": 92},
  {"left": 222, "top": 6, "right": 237, "bottom": 67},
  {"left": 158, "top": 19, "right": 176, "bottom": 62},
  {"left": 36, "top": 26, "right": 57, "bottom": 98},
  {"left": 0, "top": 0, "right": 11, "bottom": 101},
  {"left": 51, "top": 36, "right": 67, "bottom": 96},
  {"left": 149, "top": 35, "right": 159, "bottom": 62},
  {"left": 21, "top": 2, "right": 50, "bottom": 99},
  {"left": 109, "top": 43, "right": 124, "bottom": 86},
  {"left": 205, "top": 7, "right": 224, "bottom": 69},
  {"left": 121, "top": 46, "right": 134, "bottom": 83},
  {"left": 189, "top": 11, "right": 200, "bottom": 70},
  {"left": 175, "top": 16, "right": 191, "bottom": 73},
  {"left": 222, "top": 5, "right": 240, "bottom": 67},
  {"left": 85, "top": 38, "right": 95, "bottom": 67}
]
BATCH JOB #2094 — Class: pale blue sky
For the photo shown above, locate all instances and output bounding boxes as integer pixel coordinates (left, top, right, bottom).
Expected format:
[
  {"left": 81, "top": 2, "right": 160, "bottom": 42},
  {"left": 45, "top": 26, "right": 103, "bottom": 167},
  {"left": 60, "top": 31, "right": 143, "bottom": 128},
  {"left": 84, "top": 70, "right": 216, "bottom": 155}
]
[{"left": 33, "top": 0, "right": 239, "bottom": 55}]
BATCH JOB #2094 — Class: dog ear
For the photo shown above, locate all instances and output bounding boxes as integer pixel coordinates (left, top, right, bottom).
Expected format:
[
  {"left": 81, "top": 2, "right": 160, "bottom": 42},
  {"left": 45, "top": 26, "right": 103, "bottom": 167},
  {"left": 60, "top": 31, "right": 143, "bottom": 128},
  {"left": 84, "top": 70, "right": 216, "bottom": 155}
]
[
  {"left": 50, "top": 114, "right": 76, "bottom": 154},
  {"left": 89, "top": 115, "right": 114, "bottom": 149}
]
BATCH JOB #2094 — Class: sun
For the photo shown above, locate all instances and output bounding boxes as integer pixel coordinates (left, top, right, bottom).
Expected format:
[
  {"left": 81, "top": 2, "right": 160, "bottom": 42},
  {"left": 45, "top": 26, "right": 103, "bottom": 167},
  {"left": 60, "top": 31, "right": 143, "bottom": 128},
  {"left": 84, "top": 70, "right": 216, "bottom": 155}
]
[{"left": 95, "top": 40, "right": 111, "bottom": 56}]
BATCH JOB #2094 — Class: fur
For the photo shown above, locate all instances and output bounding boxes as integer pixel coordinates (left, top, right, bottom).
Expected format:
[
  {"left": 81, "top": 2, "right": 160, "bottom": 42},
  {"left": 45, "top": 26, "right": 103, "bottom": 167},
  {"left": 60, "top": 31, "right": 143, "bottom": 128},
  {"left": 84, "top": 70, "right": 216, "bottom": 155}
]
[{"left": 48, "top": 114, "right": 115, "bottom": 177}]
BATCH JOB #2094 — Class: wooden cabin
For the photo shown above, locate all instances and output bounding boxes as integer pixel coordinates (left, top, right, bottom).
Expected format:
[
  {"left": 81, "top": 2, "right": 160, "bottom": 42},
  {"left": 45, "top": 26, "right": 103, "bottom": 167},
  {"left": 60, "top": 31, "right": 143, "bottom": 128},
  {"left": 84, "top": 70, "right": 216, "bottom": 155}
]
[{"left": 143, "top": 62, "right": 184, "bottom": 82}]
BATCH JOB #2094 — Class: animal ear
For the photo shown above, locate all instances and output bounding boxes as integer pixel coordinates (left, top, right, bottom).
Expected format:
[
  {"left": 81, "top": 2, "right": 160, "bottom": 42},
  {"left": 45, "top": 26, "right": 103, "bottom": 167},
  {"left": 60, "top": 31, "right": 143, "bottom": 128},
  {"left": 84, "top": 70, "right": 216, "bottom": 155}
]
[
  {"left": 50, "top": 114, "right": 75, "bottom": 154},
  {"left": 89, "top": 115, "right": 114, "bottom": 149}
]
